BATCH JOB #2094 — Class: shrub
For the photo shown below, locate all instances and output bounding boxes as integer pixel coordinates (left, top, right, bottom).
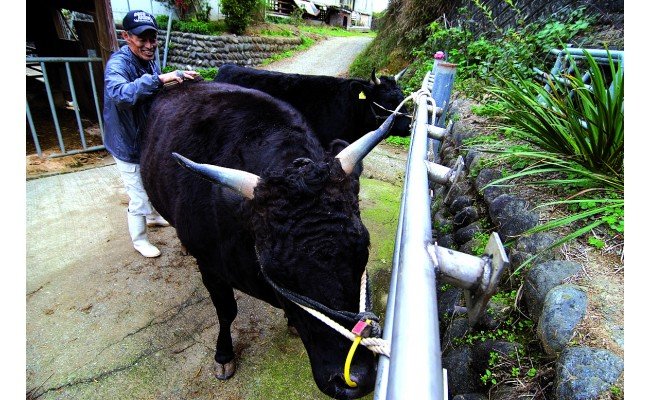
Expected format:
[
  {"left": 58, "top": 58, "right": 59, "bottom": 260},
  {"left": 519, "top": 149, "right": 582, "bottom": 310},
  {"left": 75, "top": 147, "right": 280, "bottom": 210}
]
[
  {"left": 221, "top": 0, "right": 258, "bottom": 35},
  {"left": 155, "top": 14, "right": 226, "bottom": 35}
]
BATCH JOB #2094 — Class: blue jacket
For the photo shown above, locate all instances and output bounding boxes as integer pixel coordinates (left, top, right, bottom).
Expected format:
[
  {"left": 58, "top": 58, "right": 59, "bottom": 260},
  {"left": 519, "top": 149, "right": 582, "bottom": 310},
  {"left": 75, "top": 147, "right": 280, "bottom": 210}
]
[{"left": 102, "top": 45, "right": 162, "bottom": 163}]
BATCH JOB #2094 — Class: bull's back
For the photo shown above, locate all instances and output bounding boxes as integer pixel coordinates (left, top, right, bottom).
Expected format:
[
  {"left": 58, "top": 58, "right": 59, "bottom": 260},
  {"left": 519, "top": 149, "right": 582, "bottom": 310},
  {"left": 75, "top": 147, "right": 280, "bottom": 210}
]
[
  {"left": 214, "top": 65, "right": 358, "bottom": 142},
  {"left": 140, "top": 81, "right": 323, "bottom": 254}
]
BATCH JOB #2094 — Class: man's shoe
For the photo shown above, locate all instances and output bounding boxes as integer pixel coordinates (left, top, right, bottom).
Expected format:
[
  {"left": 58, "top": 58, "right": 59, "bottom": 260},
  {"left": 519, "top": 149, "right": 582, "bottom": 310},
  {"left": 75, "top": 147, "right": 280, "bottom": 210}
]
[
  {"left": 146, "top": 214, "right": 170, "bottom": 227},
  {"left": 134, "top": 241, "right": 162, "bottom": 258},
  {"left": 128, "top": 214, "right": 162, "bottom": 258}
]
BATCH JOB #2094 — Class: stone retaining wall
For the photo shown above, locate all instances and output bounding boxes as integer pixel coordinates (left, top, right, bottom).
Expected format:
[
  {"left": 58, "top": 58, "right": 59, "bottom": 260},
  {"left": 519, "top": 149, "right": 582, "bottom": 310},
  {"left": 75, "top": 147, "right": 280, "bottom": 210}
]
[
  {"left": 430, "top": 98, "right": 624, "bottom": 399},
  {"left": 159, "top": 31, "right": 303, "bottom": 70}
]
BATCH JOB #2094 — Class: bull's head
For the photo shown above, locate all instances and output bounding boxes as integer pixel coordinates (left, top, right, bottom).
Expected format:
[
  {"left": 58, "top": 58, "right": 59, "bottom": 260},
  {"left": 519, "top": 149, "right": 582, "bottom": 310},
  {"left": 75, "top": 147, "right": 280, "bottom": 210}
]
[
  {"left": 355, "top": 68, "right": 412, "bottom": 138},
  {"left": 172, "top": 115, "right": 396, "bottom": 399}
]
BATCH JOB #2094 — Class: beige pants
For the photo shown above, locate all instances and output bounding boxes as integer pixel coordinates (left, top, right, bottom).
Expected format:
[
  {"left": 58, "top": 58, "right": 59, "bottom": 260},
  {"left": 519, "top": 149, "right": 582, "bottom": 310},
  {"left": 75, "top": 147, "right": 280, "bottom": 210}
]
[{"left": 114, "top": 158, "right": 154, "bottom": 217}]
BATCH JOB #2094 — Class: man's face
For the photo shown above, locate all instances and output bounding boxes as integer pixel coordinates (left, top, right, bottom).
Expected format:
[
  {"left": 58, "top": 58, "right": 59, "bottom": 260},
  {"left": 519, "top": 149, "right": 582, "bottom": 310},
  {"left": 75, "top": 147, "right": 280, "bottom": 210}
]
[{"left": 122, "top": 30, "right": 157, "bottom": 61}]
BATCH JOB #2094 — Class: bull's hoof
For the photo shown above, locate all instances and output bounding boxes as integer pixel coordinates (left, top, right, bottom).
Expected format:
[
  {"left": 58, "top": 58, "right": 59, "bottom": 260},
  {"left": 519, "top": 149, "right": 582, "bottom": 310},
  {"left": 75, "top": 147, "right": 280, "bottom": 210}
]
[
  {"left": 214, "top": 360, "right": 236, "bottom": 380},
  {"left": 180, "top": 244, "right": 189, "bottom": 256},
  {"left": 288, "top": 324, "right": 299, "bottom": 337}
]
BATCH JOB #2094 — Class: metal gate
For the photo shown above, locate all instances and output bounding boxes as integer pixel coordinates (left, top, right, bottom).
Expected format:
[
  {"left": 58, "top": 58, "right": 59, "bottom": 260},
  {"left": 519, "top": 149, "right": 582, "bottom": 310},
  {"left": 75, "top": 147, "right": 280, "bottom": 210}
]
[{"left": 26, "top": 53, "right": 106, "bottom": 158}]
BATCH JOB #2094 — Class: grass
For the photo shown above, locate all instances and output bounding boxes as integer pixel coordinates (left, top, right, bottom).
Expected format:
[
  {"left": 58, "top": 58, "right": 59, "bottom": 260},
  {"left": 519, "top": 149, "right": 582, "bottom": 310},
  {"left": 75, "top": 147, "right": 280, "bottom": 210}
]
[
  {"left": 299, "top": 25, "right": 376, "bottom": 37},
  {"left": 260, "top": 35, "right": 316, "bottom": 65}
]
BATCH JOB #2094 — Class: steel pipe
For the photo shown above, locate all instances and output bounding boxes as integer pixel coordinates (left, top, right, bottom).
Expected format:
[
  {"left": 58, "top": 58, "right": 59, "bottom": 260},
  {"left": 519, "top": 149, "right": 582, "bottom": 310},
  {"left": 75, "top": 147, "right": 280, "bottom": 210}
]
[
  {"left": 65, "top": 62, "right": 87, "bottom": 149},
  {"left": 386, "top": 81, "right": 443, "bottom": 400},
  {"left": 426, "top": 156, "right": 464, "bottom": 187},
  {"left": 426, "top": 161, "right": 453, "bottom": 185},
  {"left": 430, "top": 62, "right": 457, "bottom": 160},
  {"left": 27, "top": 55, "right": 105, "bottom": 158},
  {"left": 87, "top": 57, "right": 105, "bottom": 141},
  {"left": 40, "top": 62, "right": 65, "bottom": 153},
  {"left": 373, "top": 151, "right": 408, "bottom": 399},
  {"left": 428, "top": 243, "right": 487, "bottom": 291},
  {"left": 427, "top": 125, "right": 447, "bottom": 140},
  {"left": 49, "top": 145, "right": 106, "bottom": 158},
  {"left": 551, "top": 48, "right": 624, "bottom": 60},
  {"left": 26, "top": 101, "right": 42, "bottom": 157},
  {"left": 27, "top": 56, "right": 102, "bottom": 63}
]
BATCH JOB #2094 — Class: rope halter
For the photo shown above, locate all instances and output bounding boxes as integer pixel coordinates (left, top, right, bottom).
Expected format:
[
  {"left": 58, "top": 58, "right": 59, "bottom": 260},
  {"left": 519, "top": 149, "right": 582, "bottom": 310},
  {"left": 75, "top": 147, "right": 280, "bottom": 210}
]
[{"left": 258, "top": 257, "right": 391, "bottom": 358}]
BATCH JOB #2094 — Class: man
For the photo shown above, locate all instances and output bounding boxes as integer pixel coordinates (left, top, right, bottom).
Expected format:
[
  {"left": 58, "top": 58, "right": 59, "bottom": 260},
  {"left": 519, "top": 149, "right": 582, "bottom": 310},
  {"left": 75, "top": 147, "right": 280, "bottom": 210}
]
[{"left": 103, "top": 10, "right": 199, "bottom": 258}]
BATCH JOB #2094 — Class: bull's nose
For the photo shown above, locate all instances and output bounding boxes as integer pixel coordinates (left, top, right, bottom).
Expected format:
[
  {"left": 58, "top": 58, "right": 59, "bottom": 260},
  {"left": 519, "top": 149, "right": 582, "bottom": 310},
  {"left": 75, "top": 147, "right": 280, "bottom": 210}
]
[{"left": 329, "top": 372, "right": 374, "bottom": 399}]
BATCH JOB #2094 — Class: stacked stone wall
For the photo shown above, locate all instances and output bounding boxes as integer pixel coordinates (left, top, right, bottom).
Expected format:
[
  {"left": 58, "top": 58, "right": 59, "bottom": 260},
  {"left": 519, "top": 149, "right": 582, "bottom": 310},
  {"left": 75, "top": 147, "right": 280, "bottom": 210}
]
[
  {"left": 119, "top": 30, "right": 303, "bottom": 70},
  {"left": 163, "top": 32, "right": 302, "bottom": 69}
]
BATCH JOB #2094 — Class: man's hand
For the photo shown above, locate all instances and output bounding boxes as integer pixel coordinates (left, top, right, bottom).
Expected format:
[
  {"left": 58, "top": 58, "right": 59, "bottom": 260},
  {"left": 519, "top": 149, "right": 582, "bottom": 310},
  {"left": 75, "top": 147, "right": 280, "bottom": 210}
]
[{"left": 158, "top": 70, "right": 201, "bottom": 85}]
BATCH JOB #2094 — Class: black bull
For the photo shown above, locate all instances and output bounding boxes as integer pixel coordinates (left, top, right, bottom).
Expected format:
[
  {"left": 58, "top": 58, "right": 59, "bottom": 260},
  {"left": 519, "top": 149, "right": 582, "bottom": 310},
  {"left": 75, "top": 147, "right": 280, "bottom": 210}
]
[
  {"left": 213, "top": 63, "right": 411, "bottom": 147},
  {"left": 141, "top": 81, "right": 397, "bottom": 399}
]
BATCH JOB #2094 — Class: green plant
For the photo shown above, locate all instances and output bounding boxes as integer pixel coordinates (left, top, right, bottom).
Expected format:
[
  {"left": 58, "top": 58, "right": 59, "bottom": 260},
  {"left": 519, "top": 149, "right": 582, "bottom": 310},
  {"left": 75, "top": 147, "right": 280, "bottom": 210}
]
[
  {"left": 397, "top": 7, "right": 594, "bottom": 97},
  {"left": 156, "top": 13, "right": 226, "bottom": 35},
  {"left": 480, "top": 368, "right": 497, "bottom": 386},
  {"left": 261, "top": 36, "right": 315, "bottom": 65},
  {"left": 587, "top": 236, "right": 605, "bottom": 249},
  {"left": 478, "top": 51, "right": 623, "bottom": 270},
  {"left": 221, "top": 0, "right": 258, "bottom": 34},
  {"left": 156, "top": 0, "right": 209, "bottom": 20},
  {"left": 610, "top": 385, "right": 623, "bottom": 399},
  {"left": 471, "top": 232, "right": 490, "bottom": 256},
  {"left": 384, "top": 135, "right": 410, "bottom": 149},
  {"left": 489, "top": 53, "right": 623, "bottom": 175},
  {"left": 196, "top": 67, "right": 218, "bottom": 80},
  {"left": 289, "top": 7, "right": 305, "bottom": 26}
]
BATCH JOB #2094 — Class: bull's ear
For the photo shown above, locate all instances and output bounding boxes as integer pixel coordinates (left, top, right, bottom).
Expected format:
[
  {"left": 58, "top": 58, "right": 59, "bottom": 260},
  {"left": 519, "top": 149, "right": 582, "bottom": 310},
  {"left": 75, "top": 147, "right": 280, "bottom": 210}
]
[
  {"left": 369, "top": 68, "right": 381, "bottom": 85},
  {"left": 327, "top": 139, "right": 350, "bottom": 155},
  {"left": 172, "top": 152, "right": 260, "bottom": 199},
  {"left": 349, "top": 81, "right": 370, "bottom": 102}
]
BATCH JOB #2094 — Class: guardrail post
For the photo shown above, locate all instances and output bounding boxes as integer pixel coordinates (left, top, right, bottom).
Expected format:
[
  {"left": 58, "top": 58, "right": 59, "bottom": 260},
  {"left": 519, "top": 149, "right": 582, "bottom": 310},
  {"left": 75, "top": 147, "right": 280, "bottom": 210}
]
[{"left": 429, "top": 62, "right": 456, "bottom": 161}]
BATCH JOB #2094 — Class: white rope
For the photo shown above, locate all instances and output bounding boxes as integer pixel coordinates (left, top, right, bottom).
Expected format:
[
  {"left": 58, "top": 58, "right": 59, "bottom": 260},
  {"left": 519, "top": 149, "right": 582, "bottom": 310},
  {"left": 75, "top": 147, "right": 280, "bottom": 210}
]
[
  {"left": 359, "top": 270, "right": 368, "bottom": 312},
  {"left": 297, "top": 302, "right": 391, "bottom": 357},
  {"left": 371, "top": 89, "right": 431, "bottom": 125},
  {"left": 294, "top": 269, "right": 391, "bottom": 357},
  {"left": 287, "top": 268, "right": 390, "bottom": 356}
]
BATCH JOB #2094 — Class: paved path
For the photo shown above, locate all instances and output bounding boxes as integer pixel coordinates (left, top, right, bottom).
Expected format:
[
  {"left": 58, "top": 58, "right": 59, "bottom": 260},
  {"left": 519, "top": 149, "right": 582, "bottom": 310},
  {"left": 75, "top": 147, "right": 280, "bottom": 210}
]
[{"left": 263, "top": 36, "right": 373, "bottom": 76}]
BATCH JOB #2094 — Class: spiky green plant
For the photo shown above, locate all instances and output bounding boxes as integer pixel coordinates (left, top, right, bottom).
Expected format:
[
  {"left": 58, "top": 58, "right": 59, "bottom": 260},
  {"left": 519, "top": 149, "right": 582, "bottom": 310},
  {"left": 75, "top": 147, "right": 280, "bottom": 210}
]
[
  {"left": 478, "top": 50, "right": 623, "bottom": 270},
  {"left": 488, "top": 50, "right": 624, "bottom": 176}
]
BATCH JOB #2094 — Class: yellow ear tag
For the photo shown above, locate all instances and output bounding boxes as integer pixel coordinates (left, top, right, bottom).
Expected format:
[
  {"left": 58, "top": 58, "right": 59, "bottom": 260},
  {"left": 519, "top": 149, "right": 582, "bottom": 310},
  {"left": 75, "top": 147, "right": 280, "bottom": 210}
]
[{"left": 358, "top": 91, "right": 366, "bottom": 100}]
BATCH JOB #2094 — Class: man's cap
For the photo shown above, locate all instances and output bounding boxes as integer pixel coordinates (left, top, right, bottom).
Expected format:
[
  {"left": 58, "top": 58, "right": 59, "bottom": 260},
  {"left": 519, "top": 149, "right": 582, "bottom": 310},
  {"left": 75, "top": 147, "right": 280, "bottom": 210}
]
[{"left": 122, "top": 10, "right": 158, "bottom": 35}]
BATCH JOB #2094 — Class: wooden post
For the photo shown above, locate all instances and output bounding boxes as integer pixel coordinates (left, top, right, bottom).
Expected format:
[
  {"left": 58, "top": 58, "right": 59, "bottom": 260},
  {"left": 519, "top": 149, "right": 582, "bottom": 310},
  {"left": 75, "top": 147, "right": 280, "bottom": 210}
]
[{"left": 93, "top": 0, "right": 119, "bottom": 66}]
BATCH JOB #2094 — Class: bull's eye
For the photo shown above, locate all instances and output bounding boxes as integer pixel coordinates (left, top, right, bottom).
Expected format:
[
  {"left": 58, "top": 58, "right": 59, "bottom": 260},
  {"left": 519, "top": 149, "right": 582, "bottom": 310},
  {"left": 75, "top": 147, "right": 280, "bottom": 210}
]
[{"left": 292, "top": 158, "right": 313, "bottom": 168}]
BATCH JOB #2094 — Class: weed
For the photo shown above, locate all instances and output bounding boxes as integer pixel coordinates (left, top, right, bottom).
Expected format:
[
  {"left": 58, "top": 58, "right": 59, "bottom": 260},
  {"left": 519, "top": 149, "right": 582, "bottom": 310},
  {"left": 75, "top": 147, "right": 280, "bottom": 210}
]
[
  {"left": 471, "top": 232, "right": 490, "bottom": 256},
  {"left": 384, "top": 135, "right": 411, "bottom": 149}
]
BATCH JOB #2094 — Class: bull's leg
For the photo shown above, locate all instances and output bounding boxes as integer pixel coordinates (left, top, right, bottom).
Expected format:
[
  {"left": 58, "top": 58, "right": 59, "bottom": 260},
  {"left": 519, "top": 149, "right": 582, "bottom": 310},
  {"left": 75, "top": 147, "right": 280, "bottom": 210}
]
[{"left": 200, "top": 272, "right": 238, "bottom": 380}]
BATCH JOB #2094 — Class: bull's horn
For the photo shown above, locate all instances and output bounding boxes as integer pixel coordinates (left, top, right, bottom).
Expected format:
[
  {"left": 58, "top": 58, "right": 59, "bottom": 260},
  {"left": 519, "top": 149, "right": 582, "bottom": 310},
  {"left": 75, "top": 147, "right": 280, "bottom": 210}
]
[
  {"left": 370, "top": 68, "right": 381, "bottom": 85},
  {"left": 172, "top": 152, "right": 260, "bottom": 199},
  {"left": 336, "top": 113, "right": 396, "bottom": 175},
  {"left": 394, "top": 67, "right": 408, "bottom": 82}
]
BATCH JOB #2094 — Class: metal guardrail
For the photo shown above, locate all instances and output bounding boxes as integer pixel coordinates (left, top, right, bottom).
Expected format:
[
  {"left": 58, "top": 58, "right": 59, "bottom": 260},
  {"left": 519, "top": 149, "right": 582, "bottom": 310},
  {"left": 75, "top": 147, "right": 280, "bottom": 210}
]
[
  {"left": 26, "top": 54, "right": 105, "bottom": 158},
  {"left": 534, "top": 47, "right": 624, "bottom": 95},
  {"left": 374, "top": 59, "right": 509, "bottom": 399}
]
